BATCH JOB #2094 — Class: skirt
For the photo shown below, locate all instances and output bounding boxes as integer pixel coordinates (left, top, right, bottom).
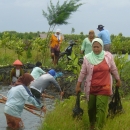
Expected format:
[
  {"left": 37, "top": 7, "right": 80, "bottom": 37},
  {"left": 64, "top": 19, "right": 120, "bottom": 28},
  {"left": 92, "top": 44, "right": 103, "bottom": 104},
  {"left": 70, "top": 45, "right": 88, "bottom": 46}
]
[{"left": 5, "top": 113, "right": 24, "bottom": 130}]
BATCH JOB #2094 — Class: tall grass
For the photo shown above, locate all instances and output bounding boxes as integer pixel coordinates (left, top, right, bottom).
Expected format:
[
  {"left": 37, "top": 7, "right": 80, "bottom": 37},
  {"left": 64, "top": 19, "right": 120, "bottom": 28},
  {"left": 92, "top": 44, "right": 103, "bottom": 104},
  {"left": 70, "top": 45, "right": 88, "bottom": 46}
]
[
  {"left": 39, "top": 96, "right": 130, "bottom": 130},
  {"left": 0, "top": 48, "right": 53, "bottom": 67}
]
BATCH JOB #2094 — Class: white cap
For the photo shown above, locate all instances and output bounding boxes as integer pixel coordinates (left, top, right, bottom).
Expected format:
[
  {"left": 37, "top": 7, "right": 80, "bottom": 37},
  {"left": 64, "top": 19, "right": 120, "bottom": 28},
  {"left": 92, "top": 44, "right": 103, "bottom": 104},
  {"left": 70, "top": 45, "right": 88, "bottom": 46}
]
[{"left": 56, "top": 29, "right": 61, "bottom": 33}]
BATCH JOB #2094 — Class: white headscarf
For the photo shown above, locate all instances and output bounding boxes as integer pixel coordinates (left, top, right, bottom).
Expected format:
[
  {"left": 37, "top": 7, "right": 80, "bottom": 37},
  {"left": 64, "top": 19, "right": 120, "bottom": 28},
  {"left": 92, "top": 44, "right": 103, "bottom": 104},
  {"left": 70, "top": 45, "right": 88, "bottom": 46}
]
[
  {"left": 55, "top": 29, "right": 61, "bottom": 41},
  {"left": 56, "top": 29, "right": 61, "bottom": 33}
]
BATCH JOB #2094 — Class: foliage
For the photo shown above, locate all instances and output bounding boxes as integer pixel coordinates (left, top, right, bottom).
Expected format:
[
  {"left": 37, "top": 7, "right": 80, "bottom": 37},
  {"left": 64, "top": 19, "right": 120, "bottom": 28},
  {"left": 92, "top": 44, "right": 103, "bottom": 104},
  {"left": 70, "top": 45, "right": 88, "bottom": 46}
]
[
  {"left": 42, "top": 0, "right": 84, "bottom": 41},
  {"left": 0, "top": 32, "right": 11, "bottom": 55},
  {"left": 0, "top": 31, "right": 39, "bottom": 40},
  {"left": 39, "top": 95, "right": 130, "bottom": 130},
  {"left": 11, "top": 39, "right": 25, "bottom": 59},
  {"left": 65, "top": 51, "right": 81, "bottom": 81},
  {"left": 114, "top": 53, "right": 129, "bottom": 76},
  {"left": 114, "top": 53, "right": 130, "bottom": 97},
  {"left": 42, "top": 0, "right": 83, "bottom": 26},
  {"left": 111, "top": 34, "right": 130, "bottom": 54},
  {"left": 71, "top": 27, "right": 75, "bottom": 34}
]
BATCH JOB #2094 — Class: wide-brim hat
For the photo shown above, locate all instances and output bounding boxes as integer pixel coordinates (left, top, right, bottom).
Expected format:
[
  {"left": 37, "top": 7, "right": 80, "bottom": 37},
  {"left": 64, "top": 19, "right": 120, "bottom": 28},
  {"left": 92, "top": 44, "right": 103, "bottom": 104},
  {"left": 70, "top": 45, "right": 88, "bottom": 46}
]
[
  {"left": 13, "top": 59, "right": 23, "bottom": 66},
  {"left": 97, "top": 25, "right": 104, "bottom": 30}
]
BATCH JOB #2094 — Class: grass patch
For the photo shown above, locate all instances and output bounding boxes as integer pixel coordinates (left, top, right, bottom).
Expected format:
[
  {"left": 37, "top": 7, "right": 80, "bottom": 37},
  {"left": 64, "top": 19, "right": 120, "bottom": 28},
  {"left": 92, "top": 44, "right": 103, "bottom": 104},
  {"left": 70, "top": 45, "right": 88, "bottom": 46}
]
[{"left": 39, "top": 96, "right": 130, "bottom": 130}]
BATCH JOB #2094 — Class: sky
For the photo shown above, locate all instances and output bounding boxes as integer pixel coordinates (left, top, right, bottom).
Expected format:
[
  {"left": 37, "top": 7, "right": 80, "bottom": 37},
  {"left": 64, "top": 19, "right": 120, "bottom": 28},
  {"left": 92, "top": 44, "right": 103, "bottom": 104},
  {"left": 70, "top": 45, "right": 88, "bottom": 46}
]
[{"left": 0, "top": 0, "right": 130, "bottom": 36}]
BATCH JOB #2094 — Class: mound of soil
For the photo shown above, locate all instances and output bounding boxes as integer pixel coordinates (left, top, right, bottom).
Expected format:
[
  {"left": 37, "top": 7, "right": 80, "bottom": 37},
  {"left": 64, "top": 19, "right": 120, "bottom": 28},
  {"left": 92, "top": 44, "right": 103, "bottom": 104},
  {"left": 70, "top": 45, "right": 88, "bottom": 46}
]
[{"left": 0, "top": 63, "right": 78, "bottom": 98}]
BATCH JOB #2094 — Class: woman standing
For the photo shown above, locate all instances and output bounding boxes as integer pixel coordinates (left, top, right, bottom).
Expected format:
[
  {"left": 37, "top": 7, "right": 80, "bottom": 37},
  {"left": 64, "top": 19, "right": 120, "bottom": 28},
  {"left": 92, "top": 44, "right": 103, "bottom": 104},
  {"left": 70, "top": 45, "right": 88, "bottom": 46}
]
[
  {"left": 81, "top": 30, "right": 95, "bottom": 55},
  {"left": 50, "top": 29, "right": 62, "bottom": 65},
  {"left": 76, "top": 38, "right": 121, "bottom": 130},
  {"left": 4, "top": 73, "right": 46, "bottom": 130}
]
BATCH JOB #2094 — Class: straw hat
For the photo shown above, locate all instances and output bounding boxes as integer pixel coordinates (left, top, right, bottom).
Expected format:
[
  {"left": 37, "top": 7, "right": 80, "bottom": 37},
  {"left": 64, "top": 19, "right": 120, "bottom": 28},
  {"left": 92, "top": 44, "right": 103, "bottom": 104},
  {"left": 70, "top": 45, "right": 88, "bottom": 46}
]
[{"left": 13, "top": 59, "right": 23, "bottom": 66}]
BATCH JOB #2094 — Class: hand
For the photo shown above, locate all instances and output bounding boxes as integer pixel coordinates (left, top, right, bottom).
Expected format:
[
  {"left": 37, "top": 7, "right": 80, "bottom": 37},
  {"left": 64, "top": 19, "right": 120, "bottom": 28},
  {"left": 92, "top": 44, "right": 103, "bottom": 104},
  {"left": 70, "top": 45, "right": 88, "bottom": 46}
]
[
  {"left": 60, "top": 92, "right": 64, "bottom": 97},
  {"left": 25, "top": 107, "right": 34, "bottom": 113},
  {"left": 42, "top": 93, "right": 46, "bottom": 98},
  {"left": 75, "top": 82, "right": 81, "bottom": 94},
  {"left": 116, "top": 79, "right": 121, "bottom": 87},
  {"left": 75, "top": 86, "right": 81, "bottom": 93},
  {"left": 41, "top": 106, "right": 47, "bottom": 113}
]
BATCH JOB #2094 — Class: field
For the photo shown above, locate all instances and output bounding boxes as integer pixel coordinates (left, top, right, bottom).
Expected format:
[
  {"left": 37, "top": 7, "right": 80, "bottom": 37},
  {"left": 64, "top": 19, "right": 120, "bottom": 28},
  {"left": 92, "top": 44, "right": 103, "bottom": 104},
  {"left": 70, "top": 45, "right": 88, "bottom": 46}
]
[{"left": 1, "top": 31, "right": 130, "bottom": 130}]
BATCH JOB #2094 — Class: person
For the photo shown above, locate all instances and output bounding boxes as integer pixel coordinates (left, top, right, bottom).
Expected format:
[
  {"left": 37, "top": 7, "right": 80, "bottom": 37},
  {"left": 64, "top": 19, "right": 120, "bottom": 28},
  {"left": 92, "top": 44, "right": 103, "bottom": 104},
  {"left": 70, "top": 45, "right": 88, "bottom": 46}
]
[
  {"left": 30, "top": 69, "right": 64, "bottom": 100},
  {"left": 50, "top": 29, "right": 62, "bottom": 65},
  {"left": 10, "top": 59, "right": 24, "bottom": 85},
  {"left": 31, "top": 61, "right": 46, "bottom": 79},
  {"left": 4, "top": 73, "right": 46, "bottom": 130},
  {"left": 97, "top": 25, "right": 111, "bottom": 52},
  {"left": 81, "top": 30, "right": 95, "bottom": 55},
  {"left": 76, "top": 38, "right": 121, "bottom": 130}
]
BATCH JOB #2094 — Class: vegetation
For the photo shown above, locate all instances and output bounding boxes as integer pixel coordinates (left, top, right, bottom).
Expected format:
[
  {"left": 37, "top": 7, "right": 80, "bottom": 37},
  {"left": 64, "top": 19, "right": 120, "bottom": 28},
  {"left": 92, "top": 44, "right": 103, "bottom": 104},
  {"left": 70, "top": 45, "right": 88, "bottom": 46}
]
[
  {"left": 39, "top": 95, "right": 130, "bottom": 130},
  {"left": 111, "top": 33, "right": 130, "bottom": 53},
  {"left": 0, "top": 30, "right": 130, "bottom": 129},
  {"left": 42, "top": 0, "right": 84, "bottom": 35}
]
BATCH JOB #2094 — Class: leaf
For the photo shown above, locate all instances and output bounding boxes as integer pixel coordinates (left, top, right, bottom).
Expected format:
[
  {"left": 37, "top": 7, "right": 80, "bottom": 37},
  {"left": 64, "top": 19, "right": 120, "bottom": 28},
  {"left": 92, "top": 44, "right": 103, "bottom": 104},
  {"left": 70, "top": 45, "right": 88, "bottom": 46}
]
[
  {"left": 73, "top": 57, "right": 78, "bottom": 65},
  {"left": 71, "top": 51, "right": 75, "bottom": 60},
  {"left": 124, "top": 53, "right": 128, "bottom": 60}
]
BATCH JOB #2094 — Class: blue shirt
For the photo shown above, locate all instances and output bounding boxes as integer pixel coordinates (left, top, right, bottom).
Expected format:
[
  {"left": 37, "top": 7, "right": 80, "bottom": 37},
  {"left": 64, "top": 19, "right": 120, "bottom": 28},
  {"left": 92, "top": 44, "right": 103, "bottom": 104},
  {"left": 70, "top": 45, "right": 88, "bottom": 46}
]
[
  {"left": 98, "top": 30, "right": 111, "bottom": 45},
  {"left": 31, "top": 67, "right": 46, "bottom": 79},
  {"left": 4, "top": 85, "right": 42, "bottom": 118}
]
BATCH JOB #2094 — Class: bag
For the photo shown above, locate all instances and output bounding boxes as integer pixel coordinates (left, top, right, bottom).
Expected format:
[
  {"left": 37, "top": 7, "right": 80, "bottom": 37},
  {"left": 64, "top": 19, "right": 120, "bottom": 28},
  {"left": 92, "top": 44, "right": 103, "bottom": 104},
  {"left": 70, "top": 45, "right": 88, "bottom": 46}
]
[
  {"left": 23, "top": 86, "right": 41, "bottom": 105},
  {"left": 108, "top": 87, "right": 123, "bottom": 117},
  {"left": 72, "top": 92, "right": 83, "bottom": 118}
]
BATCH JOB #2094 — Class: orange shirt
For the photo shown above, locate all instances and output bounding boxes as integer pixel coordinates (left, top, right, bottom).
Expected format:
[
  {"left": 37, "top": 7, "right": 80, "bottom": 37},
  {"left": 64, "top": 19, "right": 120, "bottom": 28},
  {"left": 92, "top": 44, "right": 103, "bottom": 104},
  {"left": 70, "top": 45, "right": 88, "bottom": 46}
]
[
  {"left": 90, "top": 59, "right": 111, "bottom": 95},
  {"left": 50, "top": 34, "right": 62, "bottom": 48}
]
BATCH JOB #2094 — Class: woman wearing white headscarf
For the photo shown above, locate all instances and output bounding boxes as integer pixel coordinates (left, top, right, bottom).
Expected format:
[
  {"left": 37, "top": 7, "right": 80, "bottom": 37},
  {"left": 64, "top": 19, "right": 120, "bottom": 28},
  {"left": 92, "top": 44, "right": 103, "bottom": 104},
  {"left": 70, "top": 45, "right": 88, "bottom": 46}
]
[
  {"left": 76, "top": 38, "right": 121, "bottom": 130},
  {"left": 50, "top": 29, "right": 62, "bottom": 65}
]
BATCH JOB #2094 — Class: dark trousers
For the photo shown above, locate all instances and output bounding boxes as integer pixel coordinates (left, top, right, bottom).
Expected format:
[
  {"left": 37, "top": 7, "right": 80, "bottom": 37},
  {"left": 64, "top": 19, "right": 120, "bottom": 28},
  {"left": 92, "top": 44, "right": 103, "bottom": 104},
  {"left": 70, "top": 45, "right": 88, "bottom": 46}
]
[{"left": 31, "top": 88, "right": 41, "bottom": 100}]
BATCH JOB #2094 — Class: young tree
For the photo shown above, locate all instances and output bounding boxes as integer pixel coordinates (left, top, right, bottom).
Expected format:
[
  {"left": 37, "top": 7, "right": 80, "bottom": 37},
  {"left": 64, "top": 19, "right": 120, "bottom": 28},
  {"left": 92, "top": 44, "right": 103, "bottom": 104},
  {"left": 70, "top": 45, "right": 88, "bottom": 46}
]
[
  {"left": 42, "top": 0, "right": 84, "bottom": 40},
  {"left": 71, "top": 28, "right": 75, "bottom": 34},
  {"left": 0, "top": 32, "right": 10, "bottom": 55}
]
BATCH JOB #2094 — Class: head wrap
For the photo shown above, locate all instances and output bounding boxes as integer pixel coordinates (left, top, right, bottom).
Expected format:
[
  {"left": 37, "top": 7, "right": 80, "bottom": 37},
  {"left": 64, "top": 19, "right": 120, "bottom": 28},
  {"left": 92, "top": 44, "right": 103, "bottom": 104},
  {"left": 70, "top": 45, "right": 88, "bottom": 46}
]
[
  {"left": 48, "top": 69, "right": 56, "bottom": 77},
  {"left": 15, "top": 73, "right": 34, "bottom": 86},
  {"left": 56, "top": 29, "right": 61, "bottom": 33},
  {"left": 85, "top": 38, "right": 105, "bottom": 65}
]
